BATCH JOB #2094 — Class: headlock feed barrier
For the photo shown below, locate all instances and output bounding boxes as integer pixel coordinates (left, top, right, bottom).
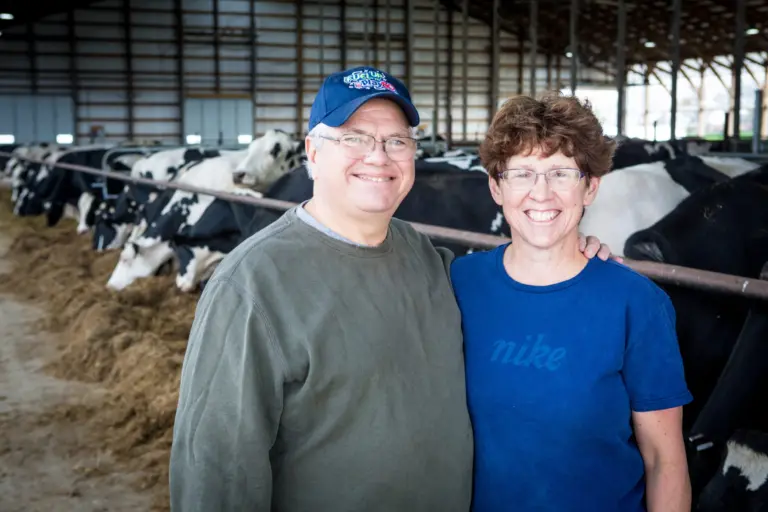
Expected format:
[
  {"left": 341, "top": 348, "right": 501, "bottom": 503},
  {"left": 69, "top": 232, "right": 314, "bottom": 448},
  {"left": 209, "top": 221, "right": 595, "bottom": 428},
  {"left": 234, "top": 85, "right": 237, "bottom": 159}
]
[{"left": 3, "top": 150, "right": 768, "bottom": 301}]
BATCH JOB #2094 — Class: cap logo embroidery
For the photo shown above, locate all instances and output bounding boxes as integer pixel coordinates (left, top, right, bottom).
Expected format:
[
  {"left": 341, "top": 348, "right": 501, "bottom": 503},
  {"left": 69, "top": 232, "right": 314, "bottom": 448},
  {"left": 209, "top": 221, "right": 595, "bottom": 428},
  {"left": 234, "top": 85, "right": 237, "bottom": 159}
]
[{"left": 343, "top": 69, "right": 398, "bottom": 94}]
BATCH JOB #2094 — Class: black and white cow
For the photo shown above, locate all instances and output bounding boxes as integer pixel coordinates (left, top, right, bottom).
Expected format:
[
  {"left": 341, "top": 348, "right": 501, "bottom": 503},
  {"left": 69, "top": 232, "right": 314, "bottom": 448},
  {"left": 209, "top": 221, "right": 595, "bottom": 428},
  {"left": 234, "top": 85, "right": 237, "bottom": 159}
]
[
  {"left": 611, "top": 136, "right": 711, "bottom": 170},
  {"left": 622, "top": 167, "right": 768, "bottom": 506},
  {"left": 624, "top": 167, "right": 768, "bottom": 424},
  {"left": 420, "top": 149, "right": 486, "bottom": 173},
  {"left": 579, "top": 155, "right": 760, "bottom": 256},
  {"left": 105, "top": 154, "right": 264, "bottom": 291},
  {"left": 91, "top": 146, "right": 218, "bottom": 251},
  {"left": 232, "top": 129, "right": 305, "bottom": 188},
  {"left": 94, "top": 133, "right": 304, "bottom": 253},
  {"left": 0, "top": 143, "right": 21, "bottom": 174},
  {"left": 13, "top": 146, "right": 124, "bottom": 232},
  {"left": 696, "top": 429, "right": 768, "bottom": 511},
  {"left": 8, "top": 143, "right": 64, "bottom": 204}
]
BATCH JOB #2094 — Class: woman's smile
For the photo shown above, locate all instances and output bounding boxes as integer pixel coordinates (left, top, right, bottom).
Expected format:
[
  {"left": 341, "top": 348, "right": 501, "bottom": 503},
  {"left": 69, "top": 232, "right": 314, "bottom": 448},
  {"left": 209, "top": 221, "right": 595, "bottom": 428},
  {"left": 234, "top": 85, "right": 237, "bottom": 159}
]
[{"left": 524, "top": 209, "right": 561, "bottom": 223}]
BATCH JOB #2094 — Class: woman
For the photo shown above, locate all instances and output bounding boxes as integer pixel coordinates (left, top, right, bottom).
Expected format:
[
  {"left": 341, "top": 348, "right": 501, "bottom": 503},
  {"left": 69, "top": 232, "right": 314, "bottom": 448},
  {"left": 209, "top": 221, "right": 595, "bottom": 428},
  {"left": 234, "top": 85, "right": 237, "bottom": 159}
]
[{"left": 450, "top": 93, "right": 693, "bottom": 512}]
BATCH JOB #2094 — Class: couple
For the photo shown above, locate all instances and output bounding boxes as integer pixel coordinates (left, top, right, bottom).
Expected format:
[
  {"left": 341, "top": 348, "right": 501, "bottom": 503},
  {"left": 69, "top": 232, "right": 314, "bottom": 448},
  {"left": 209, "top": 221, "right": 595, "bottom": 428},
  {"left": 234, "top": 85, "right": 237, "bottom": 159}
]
[{"left": 169, "top": 66, "right": 692, "bottom": 512}]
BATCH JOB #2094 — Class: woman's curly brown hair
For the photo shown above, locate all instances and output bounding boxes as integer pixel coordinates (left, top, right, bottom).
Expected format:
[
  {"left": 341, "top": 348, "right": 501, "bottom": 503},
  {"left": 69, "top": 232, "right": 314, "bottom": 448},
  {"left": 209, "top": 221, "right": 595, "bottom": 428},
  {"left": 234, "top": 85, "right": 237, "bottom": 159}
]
[{"left": 479, "top": 91, "right": 616, "bottom": 181}]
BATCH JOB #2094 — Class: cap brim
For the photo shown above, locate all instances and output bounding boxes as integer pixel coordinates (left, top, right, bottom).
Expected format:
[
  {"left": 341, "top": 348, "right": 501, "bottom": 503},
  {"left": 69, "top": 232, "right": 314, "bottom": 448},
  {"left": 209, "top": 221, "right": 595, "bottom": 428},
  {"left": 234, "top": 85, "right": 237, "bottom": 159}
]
[{"left": 320, "top": 91, "right": 420, "bottom": 129}]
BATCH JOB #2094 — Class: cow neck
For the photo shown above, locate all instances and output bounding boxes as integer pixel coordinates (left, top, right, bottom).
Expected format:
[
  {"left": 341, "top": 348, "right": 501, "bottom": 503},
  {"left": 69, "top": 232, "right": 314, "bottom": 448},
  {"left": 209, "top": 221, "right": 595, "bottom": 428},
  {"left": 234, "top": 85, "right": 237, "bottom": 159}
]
[{"left": 284, "top": 207, "right": 394, "bottom": 258}]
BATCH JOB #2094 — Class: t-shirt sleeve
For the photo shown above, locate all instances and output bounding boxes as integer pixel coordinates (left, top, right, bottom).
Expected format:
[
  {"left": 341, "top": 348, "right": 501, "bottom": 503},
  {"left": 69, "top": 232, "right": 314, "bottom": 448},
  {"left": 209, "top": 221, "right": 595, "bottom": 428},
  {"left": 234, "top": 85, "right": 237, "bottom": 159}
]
[
  {"left": 622, "top": 285, "right": 693, "bottom": 412},
  {"left": 436, "top": 246, "right": 456, "bottom": 279}
]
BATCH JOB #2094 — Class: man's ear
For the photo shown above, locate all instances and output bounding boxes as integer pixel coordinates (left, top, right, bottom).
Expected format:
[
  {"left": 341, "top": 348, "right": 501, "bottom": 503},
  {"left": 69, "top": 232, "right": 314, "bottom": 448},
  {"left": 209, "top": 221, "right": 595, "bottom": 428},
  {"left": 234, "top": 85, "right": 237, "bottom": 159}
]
[
  {"left": 305, "top": 136, "right": 317, "bottom": 165},
  {"left": 488, "top": 174, "right": 504, "bottom": 206},
  {"left": 305, "top": 136, "right": 320, "bottom": 179}
]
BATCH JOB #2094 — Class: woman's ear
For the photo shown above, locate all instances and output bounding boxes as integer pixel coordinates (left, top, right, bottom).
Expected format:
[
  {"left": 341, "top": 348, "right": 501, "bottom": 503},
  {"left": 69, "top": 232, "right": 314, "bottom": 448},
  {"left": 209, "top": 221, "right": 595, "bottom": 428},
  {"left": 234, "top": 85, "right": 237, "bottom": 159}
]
[
  {"left": 583, "top": 175, "right": 600, "bottom": 206},
  {"left": 488, "top": 174, "right": 504, "bottom": 206}
]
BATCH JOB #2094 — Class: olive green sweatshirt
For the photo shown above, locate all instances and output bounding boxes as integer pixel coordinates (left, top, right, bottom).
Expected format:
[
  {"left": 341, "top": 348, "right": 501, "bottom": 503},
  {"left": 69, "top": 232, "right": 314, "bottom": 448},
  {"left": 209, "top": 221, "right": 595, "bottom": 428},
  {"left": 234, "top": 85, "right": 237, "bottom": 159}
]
[{"left": 169, "top": 206, "right": 473, "bottom": 511}]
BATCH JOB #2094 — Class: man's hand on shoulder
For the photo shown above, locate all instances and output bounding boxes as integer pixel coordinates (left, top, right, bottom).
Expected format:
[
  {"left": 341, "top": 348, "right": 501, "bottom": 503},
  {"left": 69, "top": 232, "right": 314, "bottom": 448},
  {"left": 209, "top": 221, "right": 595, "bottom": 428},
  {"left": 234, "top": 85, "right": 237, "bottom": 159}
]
[{"left": 578, "top": 233, "right": 624, "bottom": 263}]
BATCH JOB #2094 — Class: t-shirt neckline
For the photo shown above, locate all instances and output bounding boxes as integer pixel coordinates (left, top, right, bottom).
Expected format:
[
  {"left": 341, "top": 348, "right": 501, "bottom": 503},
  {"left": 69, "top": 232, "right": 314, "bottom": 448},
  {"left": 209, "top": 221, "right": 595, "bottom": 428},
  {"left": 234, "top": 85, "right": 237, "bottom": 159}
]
[
  {"left": 494, "top": 242, "right": 598, "bottom": 294},
  {"left": 285, "top": 207, "right": 395, "bottom": 258}
]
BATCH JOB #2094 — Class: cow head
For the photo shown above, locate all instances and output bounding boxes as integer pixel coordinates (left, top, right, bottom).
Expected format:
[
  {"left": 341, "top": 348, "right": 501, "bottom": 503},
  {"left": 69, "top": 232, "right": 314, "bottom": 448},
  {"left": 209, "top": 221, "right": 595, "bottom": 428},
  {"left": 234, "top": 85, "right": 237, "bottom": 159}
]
[
  {"left": 106, "top": 237, "right": 175, "bottom": 291},
  {"left": 233, "top": 130, "right": 305, "bottom": 188}
]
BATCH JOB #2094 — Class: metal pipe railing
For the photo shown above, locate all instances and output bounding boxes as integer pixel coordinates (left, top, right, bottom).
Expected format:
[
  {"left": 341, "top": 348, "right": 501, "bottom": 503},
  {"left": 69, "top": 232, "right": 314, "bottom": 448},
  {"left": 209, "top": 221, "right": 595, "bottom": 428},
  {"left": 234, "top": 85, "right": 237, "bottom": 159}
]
[{"left": 3, "top": 151, "right": 768, "bottom": 301}]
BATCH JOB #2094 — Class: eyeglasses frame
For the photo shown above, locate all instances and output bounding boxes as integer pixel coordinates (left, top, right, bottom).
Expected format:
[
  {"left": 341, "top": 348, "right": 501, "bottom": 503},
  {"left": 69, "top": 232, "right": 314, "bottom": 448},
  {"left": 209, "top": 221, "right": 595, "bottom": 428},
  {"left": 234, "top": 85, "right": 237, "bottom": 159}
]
[
  {"left": 498, "top": 167, "right": 586, "bottom": 191},
  {"left": 315, "top": 132, "right": 419, "bottom": 161}
]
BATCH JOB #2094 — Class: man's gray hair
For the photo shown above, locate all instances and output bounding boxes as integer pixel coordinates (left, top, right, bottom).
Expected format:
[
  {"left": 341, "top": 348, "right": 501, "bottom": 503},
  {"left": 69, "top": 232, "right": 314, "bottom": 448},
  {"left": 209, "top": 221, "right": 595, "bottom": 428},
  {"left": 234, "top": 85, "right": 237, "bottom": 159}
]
[
  {"left": 304, "top": 121, "right": 418, "bottom": 179},
  {"left": 304, "top": 123, "right": 331, "bottom": 179}
]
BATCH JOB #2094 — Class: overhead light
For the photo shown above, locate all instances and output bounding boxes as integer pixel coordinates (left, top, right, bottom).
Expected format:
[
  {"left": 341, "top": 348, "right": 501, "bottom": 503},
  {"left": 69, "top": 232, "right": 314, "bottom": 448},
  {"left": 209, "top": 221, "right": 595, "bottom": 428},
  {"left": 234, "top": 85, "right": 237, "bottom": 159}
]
[
  {"left": 0, "top": 13, "right": 13, "bottom": 20},
  {"left": 746, "top": 27, "right": 760, "bottom": 35},
  {"left": 565, "top": 51, "right": 573, "bottom": 58},
  {"left": 644, "top": 41, "right": 656, "bottom": 48},
  {"left": 185, "top": 134, "right": 202, "bottom": 144},
  {"left": 0, "top": 134, "right": 15, "bottom": 144},
  {"left": 56, "top": 133, "right": 74, "bottom": 144},
  {"left": 237, "top": 134, "right": 253, "bottom": 144}
]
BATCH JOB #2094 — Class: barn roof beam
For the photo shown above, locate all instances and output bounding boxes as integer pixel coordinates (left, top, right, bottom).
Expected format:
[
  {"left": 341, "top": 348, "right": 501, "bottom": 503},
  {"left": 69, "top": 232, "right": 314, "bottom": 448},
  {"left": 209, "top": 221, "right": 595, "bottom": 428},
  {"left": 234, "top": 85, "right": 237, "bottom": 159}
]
[
  {"left": 669, "top": 0, "right": 681, "bottom": 139},
  {"left": 733, "top": 0, "right": 746, "bottom": 142},
  {"left": 616, "top": 0, "right": 627, "bottom": 135},
  {"left": 678, "top": 65, "right": 698, "bottom": 91},
  {"left": 432, "top": 0, "right": 440, "bottom": 138},
  {"left": 570, "top": 0, "right": 578, "bottom": 94},
  {"left": 743, "top": 60, "right": 763, "bottom": 87},
  {"left": 706, "top": 61, "right": 730, "bottom": 92},
  {"left": 682, "top": 61, "right": 701, "bottom": 73},
  {"left": 649, "top": 69, "right": 671, "bottom": 94},
  {"left": 490, "top": 0, "right": 500, "bottom": 117}
]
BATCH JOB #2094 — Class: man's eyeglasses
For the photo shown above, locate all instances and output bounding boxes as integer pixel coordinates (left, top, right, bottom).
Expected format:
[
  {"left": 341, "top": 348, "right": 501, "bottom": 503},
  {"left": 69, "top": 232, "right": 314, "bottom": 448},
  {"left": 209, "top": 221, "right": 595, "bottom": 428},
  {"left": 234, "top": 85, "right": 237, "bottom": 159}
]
[
  {"left": 316, "top": 133, "right": 418, "bottom": 162},
  {"left": 499, "top": 168, "right": 585, "bottom": 191}
]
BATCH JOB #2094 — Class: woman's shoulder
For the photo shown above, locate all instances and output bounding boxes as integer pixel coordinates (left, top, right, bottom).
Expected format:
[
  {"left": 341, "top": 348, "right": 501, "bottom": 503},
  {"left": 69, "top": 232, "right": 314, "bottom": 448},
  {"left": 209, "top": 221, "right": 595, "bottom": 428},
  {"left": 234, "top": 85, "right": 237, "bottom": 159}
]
[
  {"left": 590, "top": 258, "right": 672, "bottom": 307},
  {"left": 451, "top": 245, "right": 504, "bottom": 270},
  {"left": 449, "top": 245, "right": 505, "bottom": 287}
]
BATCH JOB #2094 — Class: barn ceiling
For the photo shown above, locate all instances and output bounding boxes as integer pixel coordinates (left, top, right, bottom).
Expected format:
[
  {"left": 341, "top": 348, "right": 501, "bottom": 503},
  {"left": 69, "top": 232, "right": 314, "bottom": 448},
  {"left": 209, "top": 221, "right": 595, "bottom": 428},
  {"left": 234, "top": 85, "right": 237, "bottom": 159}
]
[
  {"left": 2, "top": 0, "right": 766, "bottom": 74},
  {"left": 0, "top": 0, "right": 102, "bottom": 27},
  {"left": 444, "top": 0, "right": 768, "bottom": 72}
]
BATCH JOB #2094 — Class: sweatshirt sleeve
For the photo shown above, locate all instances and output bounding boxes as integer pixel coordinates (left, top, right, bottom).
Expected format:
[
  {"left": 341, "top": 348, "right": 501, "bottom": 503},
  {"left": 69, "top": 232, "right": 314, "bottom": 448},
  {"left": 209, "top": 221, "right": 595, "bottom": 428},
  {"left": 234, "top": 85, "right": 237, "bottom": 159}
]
[{"left": 169, "top": 278, "right": 287, "bottom": 511}]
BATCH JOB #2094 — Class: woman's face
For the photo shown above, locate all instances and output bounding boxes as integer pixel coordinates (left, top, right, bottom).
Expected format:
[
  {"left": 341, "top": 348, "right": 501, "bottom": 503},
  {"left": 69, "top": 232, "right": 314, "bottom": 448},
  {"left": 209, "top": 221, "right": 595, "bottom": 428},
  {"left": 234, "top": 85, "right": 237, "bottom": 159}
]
[{"left": 489, "top": 148, "right": 600, "bottom": 251}]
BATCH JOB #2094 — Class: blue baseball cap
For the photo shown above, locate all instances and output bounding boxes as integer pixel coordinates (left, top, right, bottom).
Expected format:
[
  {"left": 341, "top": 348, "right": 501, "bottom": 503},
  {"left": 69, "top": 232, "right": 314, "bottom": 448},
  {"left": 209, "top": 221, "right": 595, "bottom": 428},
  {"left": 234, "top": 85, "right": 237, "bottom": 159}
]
[{"left": 308, "top": 66, "right": 420, "bottom": 132}]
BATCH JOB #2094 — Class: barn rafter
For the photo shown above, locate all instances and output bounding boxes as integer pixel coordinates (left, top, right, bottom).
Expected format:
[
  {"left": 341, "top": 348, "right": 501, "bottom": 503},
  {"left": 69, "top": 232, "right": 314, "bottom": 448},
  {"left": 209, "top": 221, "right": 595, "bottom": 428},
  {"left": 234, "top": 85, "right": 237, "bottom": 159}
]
[{"left": 442, "top": 0, "right": 768, "bottom": 69}]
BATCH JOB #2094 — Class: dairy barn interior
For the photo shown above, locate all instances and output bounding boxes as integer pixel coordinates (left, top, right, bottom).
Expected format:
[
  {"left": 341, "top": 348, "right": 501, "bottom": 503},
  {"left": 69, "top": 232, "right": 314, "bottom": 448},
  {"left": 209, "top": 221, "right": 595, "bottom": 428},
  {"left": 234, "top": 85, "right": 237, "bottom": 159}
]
[{"left": 1, "top": 0, "right": 768, "bottom": 510}]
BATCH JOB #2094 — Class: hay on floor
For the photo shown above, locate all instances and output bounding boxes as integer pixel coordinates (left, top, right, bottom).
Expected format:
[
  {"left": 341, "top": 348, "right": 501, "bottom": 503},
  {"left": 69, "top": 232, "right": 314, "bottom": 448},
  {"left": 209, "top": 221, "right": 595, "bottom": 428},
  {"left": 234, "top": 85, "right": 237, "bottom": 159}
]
[{"left": 0, "top": 189, "right": 199, "bottom": 510}]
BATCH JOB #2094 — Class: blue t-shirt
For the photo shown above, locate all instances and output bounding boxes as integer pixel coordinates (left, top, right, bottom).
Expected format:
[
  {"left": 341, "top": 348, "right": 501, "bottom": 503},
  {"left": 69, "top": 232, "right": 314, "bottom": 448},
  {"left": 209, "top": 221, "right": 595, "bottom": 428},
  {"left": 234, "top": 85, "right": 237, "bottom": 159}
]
[{"left": 450, "top": 244, "right": 693, "bottom": 512}]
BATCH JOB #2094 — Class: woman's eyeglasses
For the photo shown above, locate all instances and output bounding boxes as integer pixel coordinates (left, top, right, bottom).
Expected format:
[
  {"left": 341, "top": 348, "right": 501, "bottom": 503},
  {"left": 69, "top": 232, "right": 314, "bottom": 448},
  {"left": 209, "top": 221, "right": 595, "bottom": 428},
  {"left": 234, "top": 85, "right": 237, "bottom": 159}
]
[{"left": 499, "top": 168, "right": 585, "bottom": 191}]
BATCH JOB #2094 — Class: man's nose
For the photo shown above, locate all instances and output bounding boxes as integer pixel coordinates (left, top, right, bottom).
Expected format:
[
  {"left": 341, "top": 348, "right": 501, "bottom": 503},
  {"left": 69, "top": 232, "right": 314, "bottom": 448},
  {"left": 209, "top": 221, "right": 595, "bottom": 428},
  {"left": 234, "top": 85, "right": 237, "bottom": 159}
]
[{"left": 363, "top": 141, "right": 391, "bottom": 165}]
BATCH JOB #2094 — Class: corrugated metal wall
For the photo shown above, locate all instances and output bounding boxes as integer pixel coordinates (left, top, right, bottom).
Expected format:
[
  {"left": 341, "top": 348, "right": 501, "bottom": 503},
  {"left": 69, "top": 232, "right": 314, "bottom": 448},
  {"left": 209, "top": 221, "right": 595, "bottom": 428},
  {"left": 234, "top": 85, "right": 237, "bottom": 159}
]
[{"left": 0, "top": 0, "right": 615, "bottom": 145}]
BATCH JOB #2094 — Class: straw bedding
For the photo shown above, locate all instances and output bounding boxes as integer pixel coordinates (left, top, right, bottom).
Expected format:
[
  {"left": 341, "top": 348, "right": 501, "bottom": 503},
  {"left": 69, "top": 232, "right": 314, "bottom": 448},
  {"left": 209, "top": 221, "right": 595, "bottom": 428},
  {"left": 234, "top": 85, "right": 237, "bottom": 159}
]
[{"left": 0, "top": 188, "right": 198, "bottom": 510}]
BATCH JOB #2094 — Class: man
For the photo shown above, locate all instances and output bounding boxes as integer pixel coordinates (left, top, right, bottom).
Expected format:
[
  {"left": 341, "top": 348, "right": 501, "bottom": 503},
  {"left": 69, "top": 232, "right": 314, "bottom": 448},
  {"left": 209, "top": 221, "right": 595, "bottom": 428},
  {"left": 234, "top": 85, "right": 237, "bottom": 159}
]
[{"left": 169, "top": 66, "right": 613, "bottom": 511}]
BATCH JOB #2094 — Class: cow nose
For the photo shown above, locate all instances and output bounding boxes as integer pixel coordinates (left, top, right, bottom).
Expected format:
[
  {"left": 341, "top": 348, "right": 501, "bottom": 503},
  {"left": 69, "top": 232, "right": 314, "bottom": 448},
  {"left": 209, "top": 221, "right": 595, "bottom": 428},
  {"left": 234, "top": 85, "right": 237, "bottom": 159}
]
[{"left": 233, "top": 172, "right": 246, "bottom": 184}]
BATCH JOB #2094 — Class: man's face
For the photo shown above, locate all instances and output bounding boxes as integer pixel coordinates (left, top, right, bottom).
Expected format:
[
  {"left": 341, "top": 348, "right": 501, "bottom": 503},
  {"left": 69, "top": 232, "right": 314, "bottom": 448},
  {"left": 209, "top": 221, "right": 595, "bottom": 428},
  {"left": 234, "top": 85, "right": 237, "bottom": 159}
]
[{"left": 306, "top": 98, "right": 416, "bottom": 218}]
